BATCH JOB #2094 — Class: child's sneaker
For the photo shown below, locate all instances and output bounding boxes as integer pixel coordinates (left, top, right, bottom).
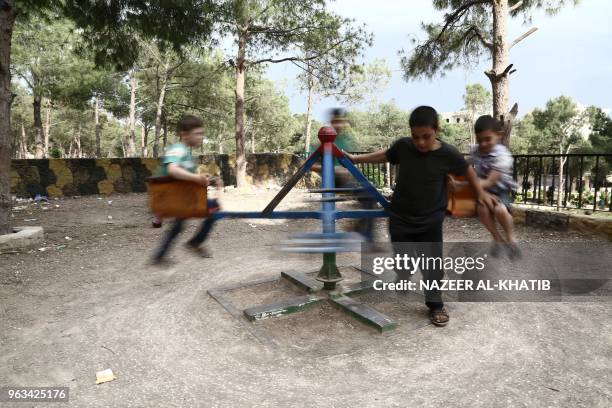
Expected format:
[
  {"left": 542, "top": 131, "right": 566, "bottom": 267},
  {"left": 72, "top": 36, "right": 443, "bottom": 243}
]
[
  {"left": 148, "top": 257, "right": 174, "bottom": 267},
  {"left": 489, "top": 242, "right": 503, "bottom": 258},
  {"left": 185, "top": 242, "right": 212, "bottom": 258},
  {"left": 152, "top": 216, "right": 162, "bottom": 228},
  {"left": 507, "top": 243, "right": 522, "bottom": 260}
]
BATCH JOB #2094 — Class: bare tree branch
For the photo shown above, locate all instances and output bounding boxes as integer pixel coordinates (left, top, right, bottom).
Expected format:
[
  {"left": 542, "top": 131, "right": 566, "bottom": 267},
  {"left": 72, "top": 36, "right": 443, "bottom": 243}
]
[
  {"left": 510, "top": 27, "right": 538, "bottom": 48},
  {"left": 509, "top": 0, "right": 524, "bottom": 13},
  {"left": 485, "top": 63, "right": 514, "bottom": 80},
  {"left": 436, "top": 0, "right": 492, "bottom": 43},
  {"left": 466, "top": 25, "right": 493, "bottom": 50},
  {"left": 251, "top": 37, "right": 353, "bottom": 65}
]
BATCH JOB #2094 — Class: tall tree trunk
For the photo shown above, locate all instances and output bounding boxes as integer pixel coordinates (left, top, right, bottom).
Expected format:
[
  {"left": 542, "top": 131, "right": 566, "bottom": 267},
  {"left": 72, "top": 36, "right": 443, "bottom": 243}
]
[
  {"left": 43, "top": 99, "right": 51, "bottom": 157},
  {"left": 33, "top": 94, "right": 44, "bottom": 158},
  {"left": 557, "top": 155, "right": 565, "bottom": 211},
  {"left": 19, "top": 121, "right": 27, "bottom": 158},
  {"left": 74, "top": 125, "right": 82, "bottom": 158},
  {"left": 162, "top": 112, "right": 168, "bottom": 151},
  {"left": 0, "top": 2, "right": 16, "bottom": 234},
  {"left": 304, "top": 74, "right": 315, "bottom": 152},
  {"left": 218, "top": 141, "right": 223, "bottom": 154},
  {"left": 489, "top": 0, "right": 510, "bottom": 122},
  {"left": 250, "top": 130, "right": 255, "bottom": 153},
  {"left": 234, "top": 30, "right": 247, "bottom": 188},
  {"left": 127, "top": 69, "right": 137, "bottom": 157},
  {"left": 94, "top": 96, "right": 102, "bottom": 157},
  {"left": 142, "top": 125, "right": 149, "bottom": 157},
  {"left": 153, "top": 57, "right": 169, "bottom": 158},
  {"left": 557, "top": 143, "right": 572, "bottom": 211}
]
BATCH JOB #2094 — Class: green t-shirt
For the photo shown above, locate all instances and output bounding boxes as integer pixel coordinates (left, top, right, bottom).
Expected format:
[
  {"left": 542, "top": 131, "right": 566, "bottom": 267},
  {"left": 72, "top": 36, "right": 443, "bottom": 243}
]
[
  {"left": 310, "top": 130, "right": 358, "bottom": 166},
  {"left": 157, "top": 142, "right": 197, "bottom": 176}
]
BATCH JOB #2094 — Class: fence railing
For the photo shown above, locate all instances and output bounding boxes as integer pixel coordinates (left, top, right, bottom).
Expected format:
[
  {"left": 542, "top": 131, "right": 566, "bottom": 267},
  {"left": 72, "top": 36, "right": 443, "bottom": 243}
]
[
  {"left": 299, "top": 151, "right": 612, "bottom": 212},
  {"left": 513, "top": 153, "right": 612, "bottom": 212}
]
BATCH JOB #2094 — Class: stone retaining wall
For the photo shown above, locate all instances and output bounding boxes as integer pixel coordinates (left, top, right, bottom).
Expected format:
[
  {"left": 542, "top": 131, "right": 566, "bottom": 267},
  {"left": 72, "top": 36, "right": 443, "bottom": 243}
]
[
  {"left": 10, "top": 154, "right": 317, "bottom": 198},
  {"left": 513, "top": 206, "right": 612, "bottom": 240}
]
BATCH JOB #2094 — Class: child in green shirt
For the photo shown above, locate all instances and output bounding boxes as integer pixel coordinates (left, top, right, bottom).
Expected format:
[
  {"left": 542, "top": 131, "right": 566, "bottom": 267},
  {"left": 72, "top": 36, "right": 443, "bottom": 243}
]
[{"left": 151, "top": 115, "right": 221, "bottom": 265}]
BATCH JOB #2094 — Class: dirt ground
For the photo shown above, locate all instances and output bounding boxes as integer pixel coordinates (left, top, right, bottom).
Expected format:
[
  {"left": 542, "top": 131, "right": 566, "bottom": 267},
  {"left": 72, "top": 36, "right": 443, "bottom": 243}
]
[{"left": 1, "top": 189, "right": 610, "bottom": 408}]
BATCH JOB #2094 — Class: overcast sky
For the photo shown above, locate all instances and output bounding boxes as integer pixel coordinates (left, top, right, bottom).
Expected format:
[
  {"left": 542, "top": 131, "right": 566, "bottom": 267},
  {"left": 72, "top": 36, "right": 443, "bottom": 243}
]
[{"left": 265, "top": 0, "right": 612, "bottom": 121}]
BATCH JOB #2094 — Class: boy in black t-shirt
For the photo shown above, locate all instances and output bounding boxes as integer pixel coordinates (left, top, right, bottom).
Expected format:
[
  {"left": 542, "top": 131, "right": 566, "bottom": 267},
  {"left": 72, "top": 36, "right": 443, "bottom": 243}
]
[{"left": 347, "top": 106, "right": 496, "bottom": 326}]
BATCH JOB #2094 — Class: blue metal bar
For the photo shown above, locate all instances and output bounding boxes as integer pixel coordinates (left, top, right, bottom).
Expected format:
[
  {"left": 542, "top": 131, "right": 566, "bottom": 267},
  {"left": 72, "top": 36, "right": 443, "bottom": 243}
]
[
  {"left": 213, "top": 211, "right": 322, "bottom": 220},
  {"left": 337, "top": 155, "right": 390, "bottom": 209},
  {"left": 335, "top": 209, "right": 388, "bottom": 219},
  {"left": 212, "top": 209, "right": 388, "bottom": 220},
  {"left": 262, "top": 149, "right": 321, "bottom": 215},
  {"left": 321, "top": 142, "right": 335, "bottom": 234}
]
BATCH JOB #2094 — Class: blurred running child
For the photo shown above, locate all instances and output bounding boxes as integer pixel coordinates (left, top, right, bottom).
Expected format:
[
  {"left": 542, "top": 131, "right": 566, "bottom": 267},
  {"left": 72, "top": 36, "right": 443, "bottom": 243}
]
[{"left": 151, "top": 115, "right": 222, "bottom": 265}]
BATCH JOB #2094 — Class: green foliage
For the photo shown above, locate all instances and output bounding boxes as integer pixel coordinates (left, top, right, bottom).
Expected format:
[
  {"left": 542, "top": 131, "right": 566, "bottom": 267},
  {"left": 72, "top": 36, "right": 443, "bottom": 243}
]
[
  {"left": 61, "top": 0, "right": 217, "bottom": 69},
  {"left": 346, "top": 102, "right": 409, "bottom": 150},
  {"left": 401, "top": 0, "right": 579, "bottom": 80},
  {"left": 439, "top": 122, "right": 471, "bottom": 152},
  {"left": 12, "top": 16, "right": 79, "bottom": 101},
  {"left": 511, "top": 96, "right": 590, "bottom": 155},
  {"left": 296, "top": 12, "right": 373, "bottom": 98},
  {"left": 531, "top": 96, "right": 585, "bottom": 153},
  {"left": 510, "top": 114, "right": 538, "bottom": 154},
  {"left": 586, "top": 106, "right": 612, "bottom": 153},
  {"left": 245, "top": 77, "right": 298, "bottom": 152},
  {"left": 463, "top": 83, "right": 491, "bottom": 118}
]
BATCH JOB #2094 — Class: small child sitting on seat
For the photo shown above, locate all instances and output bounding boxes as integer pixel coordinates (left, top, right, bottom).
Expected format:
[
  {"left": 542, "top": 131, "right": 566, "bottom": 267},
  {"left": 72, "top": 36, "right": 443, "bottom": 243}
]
[{"left": 470, "top": 115, "right": 520, "bottom": 259}]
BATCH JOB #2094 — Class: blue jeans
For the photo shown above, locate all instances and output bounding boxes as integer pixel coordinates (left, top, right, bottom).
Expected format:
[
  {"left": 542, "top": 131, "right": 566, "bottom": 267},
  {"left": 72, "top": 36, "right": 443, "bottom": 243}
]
[{"left": 153, "top": 199, "right": 218, "bottom": 260}]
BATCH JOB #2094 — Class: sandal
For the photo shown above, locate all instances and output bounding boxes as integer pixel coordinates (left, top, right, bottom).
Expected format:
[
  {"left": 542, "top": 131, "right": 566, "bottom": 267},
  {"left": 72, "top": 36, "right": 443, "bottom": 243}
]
[{"left": 429, "top": 306, "right": 450, "bottom": 327}]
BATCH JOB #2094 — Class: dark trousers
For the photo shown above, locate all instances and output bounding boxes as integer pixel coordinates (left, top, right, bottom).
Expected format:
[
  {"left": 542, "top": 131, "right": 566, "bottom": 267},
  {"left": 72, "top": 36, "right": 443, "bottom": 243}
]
[
  {"left": 336, "top": 174, "right": 375, "bottom": 241},
  {"left": 389, "top": 216, "right": 444, "bottom": 309},
  {"left": 153, "top": 199, "right": 218, "bottom": 260},
  {"left": 153, "top": 217, "right": 216, "bottom": 260}
]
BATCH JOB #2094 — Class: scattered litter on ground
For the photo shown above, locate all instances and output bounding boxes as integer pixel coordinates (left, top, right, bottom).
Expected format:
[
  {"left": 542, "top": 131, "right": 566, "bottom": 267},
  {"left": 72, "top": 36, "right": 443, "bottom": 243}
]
[
  {"left": 34, "top": 194, "right": 49, "bottom": 203},
  {"left": 107, "top": 216, "right": 113, "bottom": 221},
  {"left": 23, "top": 219, "right": 37, "bottom": 222},
  {"left": 101, "top": 345, "right": 116, "bottom": 355},
  {"left": 37, "top": 245, "right": 67, "bottom": 252},
  {"left": 95, "top": 368, "right": 116, "bottom": 385},
  {"left": 65, "top": 236, "right": 72, "bottom": 241}
]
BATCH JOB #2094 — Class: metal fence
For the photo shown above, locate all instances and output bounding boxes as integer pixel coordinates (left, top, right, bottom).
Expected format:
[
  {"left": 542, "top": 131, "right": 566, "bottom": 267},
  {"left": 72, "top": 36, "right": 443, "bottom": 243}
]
[
  {"left": 513, "top": 153, "right": 612, "bottom": 212},
  {"left": 299, "top": 151, "right": 612, "bottom": 212}
]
